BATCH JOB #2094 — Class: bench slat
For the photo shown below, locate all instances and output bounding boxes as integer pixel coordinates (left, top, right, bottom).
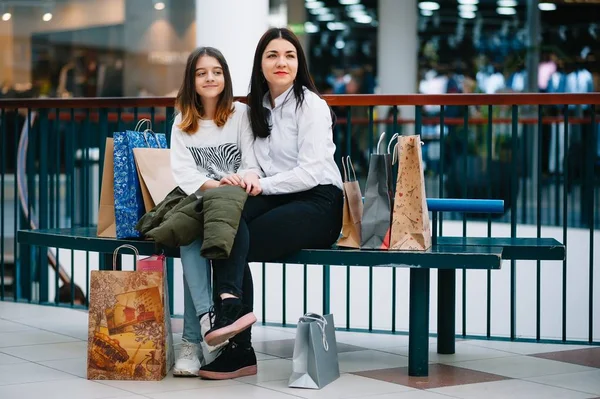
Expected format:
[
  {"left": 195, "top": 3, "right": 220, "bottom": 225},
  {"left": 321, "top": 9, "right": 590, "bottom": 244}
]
[
  {"left": 436, "top": 237, "right": 565, "bottom": 261},
  {"left": 18, "top": 227, "right": 503, "bottom": 270},
  {"left": 277, "top": 246, "right": 502, "bottom": 269}
]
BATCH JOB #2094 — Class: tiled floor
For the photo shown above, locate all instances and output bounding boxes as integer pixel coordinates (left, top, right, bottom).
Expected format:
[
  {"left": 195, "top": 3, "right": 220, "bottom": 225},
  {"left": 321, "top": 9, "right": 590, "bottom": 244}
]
[{"left": 1, "top": 301, "right": 599, "bottom": 399}]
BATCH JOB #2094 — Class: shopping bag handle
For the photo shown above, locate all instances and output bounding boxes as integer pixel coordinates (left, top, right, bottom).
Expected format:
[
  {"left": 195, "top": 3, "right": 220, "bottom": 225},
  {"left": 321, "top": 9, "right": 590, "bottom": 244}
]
[
  {"left": 376, "top": 132, "right": 399, "bottom": 155},
  {"left": 387, "top": 133, "right": 399, "bottom": 154},
  {"left": 112, "top": 244, "right": 139, "bottom": 271},
  {"left": 344, "top": 156, "right": 357, "bottom": 182},
  {"left": 134, "top": 118, "right": 166, "bottom": 149},
  {"left": 391, "top": 136, "right": 425, "bottom": 165},
  {"left": 300, "top": 313, "right": 329, "bottom": 351},
  {"left": 134, "top": 118, "right": 152, "bottom": 132},
  {"left": 142, "top": 130, "right": 165, "bottom": 149},
  {"left": 376, "top": 132, "right": 386, "bottom": 154}
]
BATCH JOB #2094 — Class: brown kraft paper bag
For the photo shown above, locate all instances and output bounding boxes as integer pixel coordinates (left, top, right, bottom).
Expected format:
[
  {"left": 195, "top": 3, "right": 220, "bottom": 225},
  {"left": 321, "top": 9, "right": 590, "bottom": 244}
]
[
  {"left": 390, "top": 135, "right": 432, "bottom": 251},
  {"left": 133, "top": 147, "right": 177, "bottom": 212},
  {"left": 97, "top": 138, "right": 116, "bottom": 237},
  {"left": 87, "top": 245, "right": 173, "bottom": 381},
  {"left": 338, "top": 156, "right": 363, "bottom": 248}
]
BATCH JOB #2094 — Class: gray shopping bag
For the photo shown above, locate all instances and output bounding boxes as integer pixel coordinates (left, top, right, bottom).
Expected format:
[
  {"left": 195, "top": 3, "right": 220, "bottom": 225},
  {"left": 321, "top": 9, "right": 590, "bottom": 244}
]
[
  {"left": 289, "top": 313, "right": 340, "bottom": 389},
  {"left": 361, "top": 132, "right": 398, "bottom": 249}
]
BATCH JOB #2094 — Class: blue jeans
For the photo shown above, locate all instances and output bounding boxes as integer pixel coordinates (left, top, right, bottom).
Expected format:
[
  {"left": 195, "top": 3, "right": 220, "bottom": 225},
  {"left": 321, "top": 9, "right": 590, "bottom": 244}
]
[{"left": 180, "top": 239, "right": 213, "bottom": 344}]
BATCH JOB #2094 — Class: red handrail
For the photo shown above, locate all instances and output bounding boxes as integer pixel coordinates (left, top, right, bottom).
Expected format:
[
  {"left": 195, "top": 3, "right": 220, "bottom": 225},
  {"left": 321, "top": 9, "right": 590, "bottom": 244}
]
[
  {"left": 1, "top": 93, "right": 600, "bottom": 109},
  {"left": 41, "top": 112, "right": 598, "bottom": 126}
]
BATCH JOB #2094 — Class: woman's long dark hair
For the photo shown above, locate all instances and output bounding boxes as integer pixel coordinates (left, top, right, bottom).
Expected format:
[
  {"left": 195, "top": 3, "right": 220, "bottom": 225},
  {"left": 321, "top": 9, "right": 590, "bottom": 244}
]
[
  {"left": 247, "top": 28, "right": 334, "bottom": 139},
  {"left": 175, "top": 47, "right": 234, "bottom": 134}
]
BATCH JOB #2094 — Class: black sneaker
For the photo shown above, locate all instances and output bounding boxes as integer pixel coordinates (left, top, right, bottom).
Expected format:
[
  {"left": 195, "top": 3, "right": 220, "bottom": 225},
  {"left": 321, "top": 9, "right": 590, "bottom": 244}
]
[
  {"left": 203, "top": 300, "right": 256, "bottom": 347},
  {"left": 197, "top": 342, "right": 257, "bottom": 380}
]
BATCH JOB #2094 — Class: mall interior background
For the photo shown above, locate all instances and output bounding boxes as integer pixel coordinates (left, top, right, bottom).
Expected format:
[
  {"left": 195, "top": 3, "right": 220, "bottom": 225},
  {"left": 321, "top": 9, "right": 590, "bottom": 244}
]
[
  {"left": 1, "top": 0, "right": 599, "bottom": 218},
  {"left": 0, "top": 0, "right": 597, "bottom": 97},
  {"left": 1, "top": 0, "right": 599, "bottom": 341}
]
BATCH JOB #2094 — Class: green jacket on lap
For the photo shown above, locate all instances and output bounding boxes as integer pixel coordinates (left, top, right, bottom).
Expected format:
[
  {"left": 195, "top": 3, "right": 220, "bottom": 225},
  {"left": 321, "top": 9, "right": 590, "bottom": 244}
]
[{"left": 136, "top": 185, "right": 248, "bottom": 259}]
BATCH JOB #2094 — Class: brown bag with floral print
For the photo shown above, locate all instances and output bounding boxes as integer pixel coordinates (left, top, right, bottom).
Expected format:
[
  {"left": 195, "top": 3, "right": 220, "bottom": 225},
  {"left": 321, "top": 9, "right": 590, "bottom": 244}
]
[
  {"left": 87, "top": 245, "right": 174, "bottom": 380},
  {"left": 389, "top": 135, "right": 432, "bottom": 251}
]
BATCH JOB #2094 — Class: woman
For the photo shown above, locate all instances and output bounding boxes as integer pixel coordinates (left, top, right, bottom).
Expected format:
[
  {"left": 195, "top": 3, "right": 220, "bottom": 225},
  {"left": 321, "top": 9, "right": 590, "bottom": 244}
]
[
  {"left": 198, "top": 28, "right": 343, "bottom": 380},
  {"left": 169, "top": 46, "right": 262, "bottom": 376}
]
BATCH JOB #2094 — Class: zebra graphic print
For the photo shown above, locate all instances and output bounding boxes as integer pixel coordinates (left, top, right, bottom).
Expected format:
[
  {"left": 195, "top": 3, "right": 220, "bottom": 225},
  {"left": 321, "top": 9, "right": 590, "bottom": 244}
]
[{"left": 187, "top": 143, "right": 241, "bottom": 180}]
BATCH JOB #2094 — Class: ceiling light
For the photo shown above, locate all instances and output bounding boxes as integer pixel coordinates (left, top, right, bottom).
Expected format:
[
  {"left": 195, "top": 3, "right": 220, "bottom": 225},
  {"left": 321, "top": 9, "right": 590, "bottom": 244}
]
[
  {"left": 497, "top": 0, "right": 517, "bottom": 7},
  {"left": 154, "top": 1, "right": 165, "bottom": 10},
  {"left": 418, "top": 2, "right": 440, "bottom": 11},
  {"left": 459, "top": 4, "right": 477, "bottom": 12},
  {"left": 347, "top": 4, "right": 364, "bottom": 11},
  {"left": 317, "top": 13, "right": 335, "bottom": 21},
  {"left": 538, "top": 2, "right": 557, "bottom": 10},
  {"left": 309, "top": 7, "right": 330, "bottom": 15},
  {"left": 354, "top": 14, "right": 372, "bottom": 23},
  {"left": 496, "top": 6, "right": 516, "bottom": 15},
  {"left": 1, "top": 12, "right": 11, "bottom": 21},
  {"left": 335, "top": 39, "right": 345, "bottom": 49},
  {"left": 339, "top": 0, "right": 360, "bottom": 4},
  {"left": 306, "top": 1, "right": 325, "bottom": 9},
  {"left": 458, "top": 0, "right": 478, "bottom": 4},
  {"left": 420, "top": 9, "right": 433, "bottom": 16},
  {"left": 348, "top": 10, "right": 366, "bottom": 18},
  {"left": 42, "top": 12, "right": 52, "bottom": 21},
  {"left": 304, "top": 21, "right": 319, "bottom": 33},
  {"left": 460, "top": 11, "right": 476, "bottom": 19},
  {"left": 327, "top": 22, "right": 347, "bottom": 31}
]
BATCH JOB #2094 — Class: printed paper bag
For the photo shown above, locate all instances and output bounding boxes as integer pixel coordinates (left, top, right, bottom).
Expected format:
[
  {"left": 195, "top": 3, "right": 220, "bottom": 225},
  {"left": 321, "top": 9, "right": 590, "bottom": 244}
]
[
  {"left": 87, "top": 245, "right": 174, "bottom": 381},
  {"left": 337, "top": 156, "right": 363, "bottom": 248},
  {"left": 133, "top": 147, "right": 177, "bottom": 212},
  {"left": 137, "top": 253, "right": 174, "bottom": 374},
  {"left": 113, "top": 119, "right": 168, "bottom": 238},
  {"left": 390, "top": 135, "right": 432, "bottom": 250},
  {"left": 97, "top": 138, "right": 116, "bottom": 237},
  {"left": 360, "top": 132, "right": 398, "bottom": 249},
  {"left": 289, "top": 313, "right": 340, "bottom": 389}
]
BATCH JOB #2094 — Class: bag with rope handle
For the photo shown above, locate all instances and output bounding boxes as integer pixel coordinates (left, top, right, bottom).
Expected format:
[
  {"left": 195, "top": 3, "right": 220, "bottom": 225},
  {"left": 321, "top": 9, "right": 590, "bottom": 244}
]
[
  {"left": 113, "top": 119, "right": 168, "bottom": 238},
  {"left": 87, "top": 245, "right": 174, "bottom": 380},
  {"left": 289, "top": 313, "right": 340, "bottom": 389}
]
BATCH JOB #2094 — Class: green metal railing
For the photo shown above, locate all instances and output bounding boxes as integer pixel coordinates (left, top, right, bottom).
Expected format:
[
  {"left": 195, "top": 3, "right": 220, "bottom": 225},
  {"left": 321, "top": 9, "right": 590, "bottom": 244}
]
[{"left": 0, "top": 93, "right": 598, "bottom": 344}]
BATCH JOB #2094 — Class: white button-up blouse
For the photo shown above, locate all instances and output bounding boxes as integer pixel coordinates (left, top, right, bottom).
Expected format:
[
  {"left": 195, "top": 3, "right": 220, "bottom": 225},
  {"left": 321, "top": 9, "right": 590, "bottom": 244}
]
[{"left": 255, "top": 85, "right": 343, "bottom": 195}]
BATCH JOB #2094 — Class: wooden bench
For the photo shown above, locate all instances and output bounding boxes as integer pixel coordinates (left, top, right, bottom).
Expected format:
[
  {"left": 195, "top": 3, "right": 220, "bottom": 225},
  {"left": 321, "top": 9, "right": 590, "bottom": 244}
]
[{"left": 17, "top": 221, "right": 564, "bottom": 377}]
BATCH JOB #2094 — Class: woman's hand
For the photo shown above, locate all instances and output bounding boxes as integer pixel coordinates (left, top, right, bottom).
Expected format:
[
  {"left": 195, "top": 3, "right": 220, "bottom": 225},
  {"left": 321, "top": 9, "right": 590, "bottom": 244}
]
[
  {"left": 219, "top": 174, "right": 246, "bottom": 188},
  {"left": 242, "top": 172, "right": 262, "bottom": 196}
]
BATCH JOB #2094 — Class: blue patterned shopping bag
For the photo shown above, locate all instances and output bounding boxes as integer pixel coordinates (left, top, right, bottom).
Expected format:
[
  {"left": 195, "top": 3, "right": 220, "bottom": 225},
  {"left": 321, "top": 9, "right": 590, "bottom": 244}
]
[{"left": 113, "top": 120, "right": 168, "bottom": 238}]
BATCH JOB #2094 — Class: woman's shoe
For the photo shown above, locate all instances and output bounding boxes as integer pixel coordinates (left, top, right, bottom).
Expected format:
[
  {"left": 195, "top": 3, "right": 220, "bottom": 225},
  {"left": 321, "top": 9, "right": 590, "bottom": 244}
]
[
  {"left": 204, "top": 301, "right": 256, "bottom": 347},
  {"left": 173, "top": 339, "right": 202, "bottom": 377},
  {"left": 198, "top": 342, "right": 257, "bottom": 380}
]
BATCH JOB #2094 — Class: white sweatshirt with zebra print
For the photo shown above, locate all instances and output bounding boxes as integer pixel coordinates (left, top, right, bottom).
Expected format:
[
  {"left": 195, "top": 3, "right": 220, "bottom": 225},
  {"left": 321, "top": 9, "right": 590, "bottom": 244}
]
[{"left": 170, "top": 101, "right": 263, "bottom": 195}]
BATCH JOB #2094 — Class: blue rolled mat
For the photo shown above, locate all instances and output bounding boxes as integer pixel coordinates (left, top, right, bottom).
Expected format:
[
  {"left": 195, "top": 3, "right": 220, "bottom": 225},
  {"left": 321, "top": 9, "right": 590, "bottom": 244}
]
[{"left": 426, "top": 198, "right": 504, "bottom": 213}]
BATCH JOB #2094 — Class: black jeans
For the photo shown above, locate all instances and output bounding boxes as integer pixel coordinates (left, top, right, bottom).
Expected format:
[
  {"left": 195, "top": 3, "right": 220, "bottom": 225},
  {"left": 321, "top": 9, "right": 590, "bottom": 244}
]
[{"left": 212, "top": 184, "right": 343, "bottom": 317}]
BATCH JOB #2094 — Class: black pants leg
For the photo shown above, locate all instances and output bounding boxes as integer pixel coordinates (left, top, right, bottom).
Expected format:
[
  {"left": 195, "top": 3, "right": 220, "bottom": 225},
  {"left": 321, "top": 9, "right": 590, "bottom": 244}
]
[
  {"left": 212, "top": 185, "right": 343, "bottom": 346},
  {"left": 247, "top": 186, "right": 343, "bottom": 262},
  {"left": 231, "top": 263, "right": 254, "bottom": 347},
  {"left": 211, "top": 194, "right": 289, "bottom": 296}
]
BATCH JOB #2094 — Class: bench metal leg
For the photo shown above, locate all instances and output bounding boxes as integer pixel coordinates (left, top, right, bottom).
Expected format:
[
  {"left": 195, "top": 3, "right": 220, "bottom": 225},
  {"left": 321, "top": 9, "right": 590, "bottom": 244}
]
[
  {"left": 409, "top": 268, "right": 430, "bottom": 377},
  {"left": 437, "top": 269, "right": 456, "bottom": 354},
  {"left": 322, "top": 265, "right": 330, "bottom": 315}
]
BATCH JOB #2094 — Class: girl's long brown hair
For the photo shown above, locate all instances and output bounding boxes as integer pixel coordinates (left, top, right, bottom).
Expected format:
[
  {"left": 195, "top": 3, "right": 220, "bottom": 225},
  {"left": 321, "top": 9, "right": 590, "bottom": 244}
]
[{"left": 176, "top": 47, "right": 234, "bottom": 134}]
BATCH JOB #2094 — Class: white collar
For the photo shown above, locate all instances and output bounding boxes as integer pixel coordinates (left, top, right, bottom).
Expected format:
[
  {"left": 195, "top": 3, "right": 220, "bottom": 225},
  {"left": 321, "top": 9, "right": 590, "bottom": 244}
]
[{"left": 263, "top": 84, "right": 295, "bottom": 110}]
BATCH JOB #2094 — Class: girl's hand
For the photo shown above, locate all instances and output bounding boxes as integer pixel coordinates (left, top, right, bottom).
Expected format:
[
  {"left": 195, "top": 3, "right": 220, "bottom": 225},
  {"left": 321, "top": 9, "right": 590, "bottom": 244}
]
[
  {"left": 220, "top": 174, "right": 245, "bottom": 188},
  {"left": 243, "top": 172, "right": 262, "bottom": 196}
]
